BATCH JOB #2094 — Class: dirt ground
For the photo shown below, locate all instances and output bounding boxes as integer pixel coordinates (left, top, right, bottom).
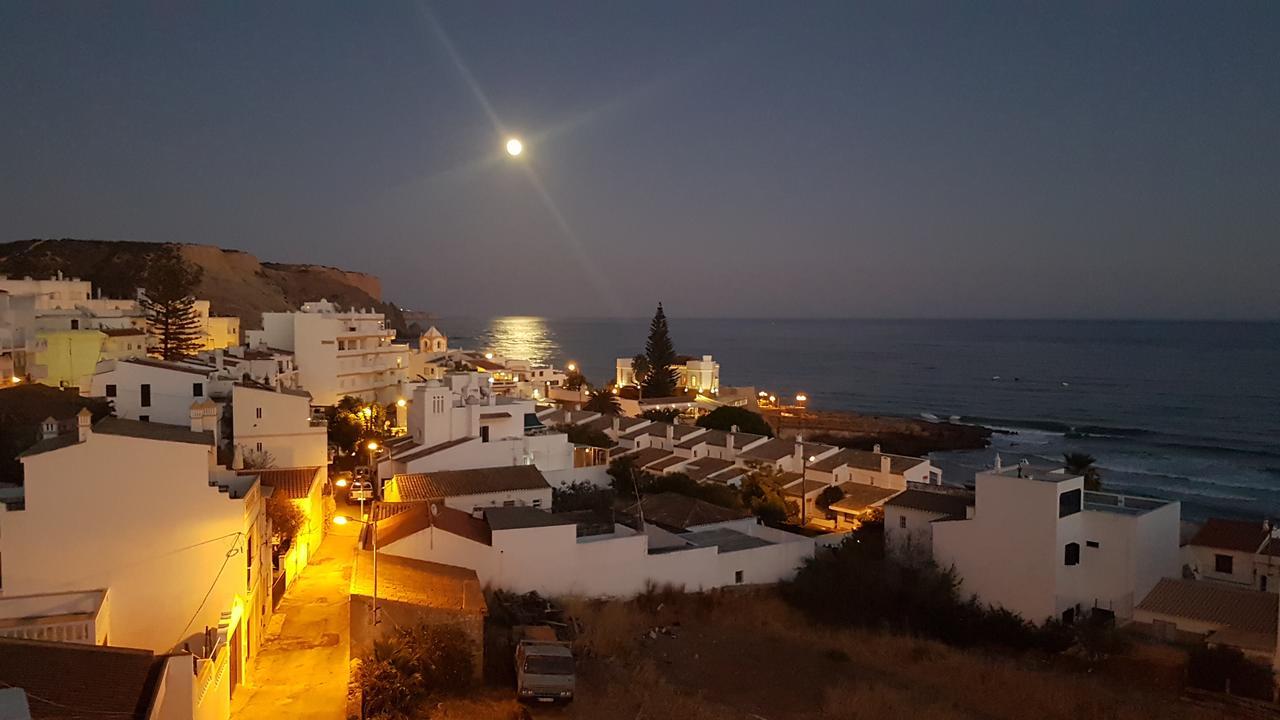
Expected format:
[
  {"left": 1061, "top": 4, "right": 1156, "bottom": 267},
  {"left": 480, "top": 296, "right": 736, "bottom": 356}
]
[{"left": 421, "top": 590, "right": 1248, "bottom": 720}]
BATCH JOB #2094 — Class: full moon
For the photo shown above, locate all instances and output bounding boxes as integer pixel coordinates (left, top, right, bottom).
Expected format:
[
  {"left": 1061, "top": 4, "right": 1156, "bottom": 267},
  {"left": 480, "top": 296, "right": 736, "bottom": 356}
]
[{"left": 505, "top": 137, "right": 523, "bottom": 156}]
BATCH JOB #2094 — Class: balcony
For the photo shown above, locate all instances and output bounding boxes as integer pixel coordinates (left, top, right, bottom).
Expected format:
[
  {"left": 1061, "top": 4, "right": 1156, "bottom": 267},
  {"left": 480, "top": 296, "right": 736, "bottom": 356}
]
[{"left": 0, "top": 589, "right": 109, "bottom": 645}]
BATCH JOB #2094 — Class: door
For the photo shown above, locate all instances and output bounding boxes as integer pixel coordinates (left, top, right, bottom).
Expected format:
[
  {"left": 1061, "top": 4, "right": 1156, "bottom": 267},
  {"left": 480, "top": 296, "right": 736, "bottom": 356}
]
[{"left": 229, "top": 625, "right": 242, "bottom": 692}]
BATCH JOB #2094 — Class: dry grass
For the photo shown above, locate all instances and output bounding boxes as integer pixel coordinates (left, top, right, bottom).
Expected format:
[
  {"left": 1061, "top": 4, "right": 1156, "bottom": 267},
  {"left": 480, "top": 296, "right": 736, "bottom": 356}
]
[{"left": 430, "top": 590, "right": 1248, "bottom": 720}]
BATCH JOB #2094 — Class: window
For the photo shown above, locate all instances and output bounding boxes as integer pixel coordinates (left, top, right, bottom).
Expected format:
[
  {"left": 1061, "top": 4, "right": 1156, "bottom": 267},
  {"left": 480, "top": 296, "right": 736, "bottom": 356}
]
[
  {"left": 532, "top": 499, "right": 542, "bottom": 508},
  {"left": 105, "top": 384, "right": 117, "bottom": 398},
  {"left": 480, "top": 426, "right": 490, "bottom": 443},
  {"left": 1215, "top": 554, "right": 1234, "bottom": 574},
  {"left": 1262, "top": 575, "right": 1269, "bottom": 593},
  {"left": 1086, "top": 541, "right": 1100, "bottom": 548},
  {"left": 1064, "top": 542, "right": 1080, "bottom": 566},
  {"left": 255, "top": 442, "right": 263, "bottom": 452},
  {"left": 898, "top": 516, "right": 907, "bottom": 529},
  {"left": 70, "top": 319, "right": 79, "bottom": 330},
  {"left": 140, "top": 384, "right": 151, "bottom": 407},
  {"left": 255, "top": 407, "right": 263, "bottom": 419},
  {"left": 734, "top": 570, "right": 744, "bottom": 585},
  {"left": 1058, "top": 489, "right": 1081, "bottom": 518},
  {"left": 139, "top": 415, "right": 150, "bottom": 423},
  {"left": 193, "top": 382, "right": 203, "bottom": 397}
]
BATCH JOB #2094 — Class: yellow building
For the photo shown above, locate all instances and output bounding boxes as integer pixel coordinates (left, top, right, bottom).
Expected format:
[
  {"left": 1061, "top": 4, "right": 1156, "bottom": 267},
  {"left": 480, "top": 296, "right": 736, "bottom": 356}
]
[
  {"left": 194, "top": 300, "right": 241, "bottom": 350},
  {"left": 32, "top": 329, "right": 106, "bottom": 390}
]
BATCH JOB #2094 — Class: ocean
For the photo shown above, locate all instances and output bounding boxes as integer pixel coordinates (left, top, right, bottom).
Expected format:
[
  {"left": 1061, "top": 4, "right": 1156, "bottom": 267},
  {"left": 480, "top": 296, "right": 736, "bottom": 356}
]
[{"left": 437, "top": 317, "right": 1280, "bottom": 522}]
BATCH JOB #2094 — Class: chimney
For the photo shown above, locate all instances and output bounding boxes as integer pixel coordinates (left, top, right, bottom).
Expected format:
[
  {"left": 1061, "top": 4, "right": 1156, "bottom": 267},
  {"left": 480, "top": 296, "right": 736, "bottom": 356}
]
[
  {"left": 666, "top": 424, "right": 674, "bottom": 442},
  {"left": 612, "top": 416, "right": 620, "bottom": 434},
  {"left": 76, "top": 407, "right": 92, "bottom": 442},
  {"left": 190, "top": 403, "right": 205, "bottom": 433},
  {"left": 873, "top": 443, "right": 881, "bottom": 454},
  {"left": 880, "top": 455, "right": 892, "bottom": 479},
  {"left": 40, "top": 416, "right": 58, "bottom": 441},
  {"left": 727, "top": 428, "right": 736, "bottom": 450},
  {"left": 214, "top": 349, "right": 224, "bottom": 371}
]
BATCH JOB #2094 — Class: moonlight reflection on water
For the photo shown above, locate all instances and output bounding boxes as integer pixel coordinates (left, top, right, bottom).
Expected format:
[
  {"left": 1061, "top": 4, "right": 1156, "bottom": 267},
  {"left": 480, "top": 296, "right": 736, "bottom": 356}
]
[{"left": 485, "top": 316, "right": 557, "bottom": 366}]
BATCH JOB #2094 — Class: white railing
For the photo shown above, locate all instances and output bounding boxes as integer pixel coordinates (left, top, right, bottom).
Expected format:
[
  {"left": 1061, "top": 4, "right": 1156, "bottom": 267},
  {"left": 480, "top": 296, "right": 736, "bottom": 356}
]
[{"left": 0, "top": 618, "right": 96, "bottom": 644}]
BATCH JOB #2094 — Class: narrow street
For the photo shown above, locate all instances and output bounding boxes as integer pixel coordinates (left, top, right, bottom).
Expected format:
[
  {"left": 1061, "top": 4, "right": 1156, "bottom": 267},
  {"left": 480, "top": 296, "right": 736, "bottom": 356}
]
[{"left": 231, "top": 523, "right": 358, "bottom": 720}]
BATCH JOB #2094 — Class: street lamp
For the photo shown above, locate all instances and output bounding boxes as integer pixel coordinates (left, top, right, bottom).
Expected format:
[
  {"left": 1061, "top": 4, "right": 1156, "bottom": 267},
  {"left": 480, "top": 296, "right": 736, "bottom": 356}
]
[
  {"left": 566, "top": 362, "right": 576, "bottom": 373},
  {"left": 396, "top": 399, "right": 406, "bottom": 408}
]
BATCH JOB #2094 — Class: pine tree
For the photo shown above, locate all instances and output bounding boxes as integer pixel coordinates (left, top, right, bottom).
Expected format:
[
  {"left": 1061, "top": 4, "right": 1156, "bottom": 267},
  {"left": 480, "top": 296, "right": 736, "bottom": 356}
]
[
  {"left": 642, "top": 303, "right": 680, "bottom": 398},
  {"left": 139, "top": 249, "right": 205, "bottom": 360}
]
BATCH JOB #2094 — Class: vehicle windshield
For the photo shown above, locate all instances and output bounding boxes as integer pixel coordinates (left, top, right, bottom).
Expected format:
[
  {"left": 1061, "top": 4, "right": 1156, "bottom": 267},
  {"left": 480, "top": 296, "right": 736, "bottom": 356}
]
[{"left": 524, "top": 655, "right": 574, "bottom": 675}]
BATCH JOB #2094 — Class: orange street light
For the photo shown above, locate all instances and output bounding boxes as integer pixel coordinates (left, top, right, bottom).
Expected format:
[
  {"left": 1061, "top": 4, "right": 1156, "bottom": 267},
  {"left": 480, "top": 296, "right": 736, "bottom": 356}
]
[
  {"left": 566, "top": 362, "right": 577, "bottom": 372},
  {"left": 396, "top": 399, "right": 406, "bottom": 408},
  {"left": 795, "top": 393, "right": 808, "bottom": 403},
  {"left": 333, "top": 515, "right": 350, "bottom": 526},
  {"left": 367, "top": 441, "right": 379, "bottom": 451},
  {"left": 335, "top": 478, "right": 349, "bottom": 488}
]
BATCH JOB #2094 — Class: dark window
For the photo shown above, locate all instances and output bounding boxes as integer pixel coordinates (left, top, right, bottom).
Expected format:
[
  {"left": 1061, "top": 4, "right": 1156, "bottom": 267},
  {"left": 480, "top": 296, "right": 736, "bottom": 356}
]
[
  {"left": 140, "top": 384, "right": 151, "bottom": 407},
  {"left": 480, "top": 425, "right": 490, "bottom": 443},
  {"left": 1064, "top": 542, "right": 1080, "bottom": 566},
  {"left": 1262, "top": 576, "right": 1269, "bottom": 593},
  {"left": 105, "top": 384, "right": 117, "bottom": 398},
  {"left": 1086, "top": 541, "right": 1100, "bottom": 548},
  {"left": 70, "top": 319, "right": 79, "bottom": 330},
  {"left": 898, "top": 516, "right": 907, "bottom": 529},
  {"left": 735, "top": 570, "right": 744, "bottom": 584},
  {"left": 1215, "top": 554, "right": 1234, "bottom": 574},
  {"left": 139, "top": 415, "right": 150, "bottom": 423},
  {"left": 255, "top": 407, "right": 263, "bottom": 419},
  {"left": 1058, "top": 489, "right": 1082, "bottom": 518},
  {"left": 193, "top": 382, "right": 203, "bottom": 397}
]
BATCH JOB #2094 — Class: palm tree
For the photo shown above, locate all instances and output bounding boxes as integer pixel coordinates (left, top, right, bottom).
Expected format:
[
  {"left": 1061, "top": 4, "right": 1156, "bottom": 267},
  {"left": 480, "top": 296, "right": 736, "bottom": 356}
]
[
  {"left": 583, "top": 387, "right": 622, "bottom": 415},
  {"left": 630, "top": 353, "right": 650, "bottom": 400},
  {"left": 1063, "top": 452, "right": 1102, "bottom": 491}
]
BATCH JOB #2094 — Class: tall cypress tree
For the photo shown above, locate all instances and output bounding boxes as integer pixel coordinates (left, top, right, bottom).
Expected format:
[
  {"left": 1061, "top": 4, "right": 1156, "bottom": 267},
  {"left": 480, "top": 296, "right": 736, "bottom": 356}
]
[
  {"left": 642, "top": 303, "right": 680, "bottom": 398},
  {"left": 139, "top": 249, "right": 205, "bottom": 360}
]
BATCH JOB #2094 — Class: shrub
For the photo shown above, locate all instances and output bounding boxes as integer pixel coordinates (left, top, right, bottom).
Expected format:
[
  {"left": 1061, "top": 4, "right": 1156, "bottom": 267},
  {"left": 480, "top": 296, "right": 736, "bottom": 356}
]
[
  {"left": 1188, "top": 644, "right": 1275, "bottom": 700},
  {"left": 816, "top": 485, "right": 844, "bottom": 513},
  {"left": 354, "top": 622, "right": 475, "bottom": 718},
  {"left": 266, "top": 490, "right": 305, "bottom": 544},
  {"left": 556, "top": 423, "right": 613, "bottom": 449},
  {"left": 553, "top": 481, "right": 614, "bottom": 512},
  {"left": 696, "top": 406, "right": 774, "bottom": 437},
  {"left": 640, "top": 408, "right": 681, "bottom": 423}
]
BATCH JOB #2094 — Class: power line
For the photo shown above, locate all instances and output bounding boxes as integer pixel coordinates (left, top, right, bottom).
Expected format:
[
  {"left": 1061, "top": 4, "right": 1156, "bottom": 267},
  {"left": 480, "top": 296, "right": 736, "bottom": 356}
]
[
  {"left": 172, "top": 531, "right": 243, "bottom": 651},
  {"left": 0, "top": 679, "right": 136, "bottom": 717}
]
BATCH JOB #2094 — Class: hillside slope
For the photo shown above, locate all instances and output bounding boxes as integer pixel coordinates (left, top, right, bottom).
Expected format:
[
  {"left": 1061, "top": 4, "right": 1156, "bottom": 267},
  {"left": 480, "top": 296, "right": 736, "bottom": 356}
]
[{"left": 0, "top": 239, "right": 406, "bottom": 331}]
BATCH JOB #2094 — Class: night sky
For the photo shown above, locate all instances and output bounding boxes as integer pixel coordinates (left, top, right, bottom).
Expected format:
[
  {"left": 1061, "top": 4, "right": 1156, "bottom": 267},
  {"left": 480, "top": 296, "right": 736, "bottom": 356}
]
[{"left": 2, "top": 2, "right": 1277, "bottom": 320}]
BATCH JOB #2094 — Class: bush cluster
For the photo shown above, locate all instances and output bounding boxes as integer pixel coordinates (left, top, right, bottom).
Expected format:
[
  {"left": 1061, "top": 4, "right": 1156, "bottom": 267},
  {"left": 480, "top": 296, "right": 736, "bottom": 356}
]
[
  {"left": 354, "top": 623, "right": 475, "bottom": 719},
  {"left": 1187, "top": 644, "right": 1275, "bottom": 700}
]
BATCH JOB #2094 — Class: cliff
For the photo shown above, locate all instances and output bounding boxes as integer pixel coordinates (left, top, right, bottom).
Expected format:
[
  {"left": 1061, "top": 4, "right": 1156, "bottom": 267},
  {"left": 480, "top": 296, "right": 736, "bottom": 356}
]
[{"left": 0, "top": 239, "right": 406, "bottom": 331}]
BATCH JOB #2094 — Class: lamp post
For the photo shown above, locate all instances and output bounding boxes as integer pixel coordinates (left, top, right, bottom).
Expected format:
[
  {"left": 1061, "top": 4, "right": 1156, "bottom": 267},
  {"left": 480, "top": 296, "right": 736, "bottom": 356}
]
[
  {"left": 334, "top": 509, "right": 379, "bottom": 625},
  {"left": 800, "top": 453, "right": 817, "bottom": 528},
  {"left": 366, "top": 441, "right": 380, "bottom": 501}
]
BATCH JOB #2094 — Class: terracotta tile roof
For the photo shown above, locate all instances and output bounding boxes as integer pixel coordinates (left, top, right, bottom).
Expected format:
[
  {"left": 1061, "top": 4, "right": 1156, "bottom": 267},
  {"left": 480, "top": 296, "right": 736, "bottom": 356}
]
[
  {"left": 884, "top": 488, "right": 974, "bottom": 519},
  {"left": 1187, "top": 518, "right": 1269, "bottom": 553},
  {"left": 706, "top": 466, "right": 748, "bottom": 484},
  {"left": 391, "top": 465, "right": 550, "bottom": 502},
  {"left": 620, "top": 422, "right": 704, "bottom": 442},
  {"left": 675, "top": 429, "right": 767, "bottom": 451},
  {"left": 623, "top": 492, "right": 751, "bottom": 531},
  {"left": 391, "top": 436, "right": 476, "bottom": 463},
  {"left": 781, "top": 478, "right": 828, "bottom": 498},
  {"left": 237, "top": 466, "right": 322, "bottom": 500},
  {"left": 1137, "top": 578, "right": 1278, "bottom": 652},
  {"left": 619, "top": 447, "right": 678, "bottom": 470},
  {"left": 120, "top": 357, "right": 214, "bottom": 376},
  {"left": 647, "top": 455, "right": 686, "bottom": 472},
  {"left": 830, "top": 483, "right": 901, "bottom": 513},
  {"left": 736, "top": 438, "right": 834, "bottom": 463},
  {"left": 373, "top": 501, "right": 492, "bottom": 547},
  {"left": 351, "top": 553, "right": 486, "bottom": 613},
  {"left": 20, "top": 418, "right": 214, "bottom": 458},
  {"left": 0, "top": 637, "right": 165, "bottom": 719},
  {"left": 809, "top": 448, "right": 926, "bottom": 475},
  {"left": 683, "top": 457, "right": 734, "bottom": 481}
]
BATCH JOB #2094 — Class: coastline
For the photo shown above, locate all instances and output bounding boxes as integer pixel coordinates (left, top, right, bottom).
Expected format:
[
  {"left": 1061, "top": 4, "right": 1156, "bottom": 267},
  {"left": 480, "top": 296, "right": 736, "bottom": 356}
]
[{"left": 761, "top": 407, "right": 992, "bottom": 457}]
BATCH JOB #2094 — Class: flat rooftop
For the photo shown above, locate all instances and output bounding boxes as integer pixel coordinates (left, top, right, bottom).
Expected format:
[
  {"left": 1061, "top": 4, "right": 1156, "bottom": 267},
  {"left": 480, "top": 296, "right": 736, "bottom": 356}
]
[
  {"left": 683, "top": 527, "right": 774, "bottom": 553},
  {"left": 989, "top": 464, "right": 1077, "bottom": 483},
  {"left": 1083, "top": 490, "right": 1173, "bottom": 515}
]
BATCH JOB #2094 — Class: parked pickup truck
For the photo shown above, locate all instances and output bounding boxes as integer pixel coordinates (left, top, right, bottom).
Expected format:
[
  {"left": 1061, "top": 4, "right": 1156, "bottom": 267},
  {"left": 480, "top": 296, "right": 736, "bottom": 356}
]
[{"left": 514, "top": 625, "right": 575, "bottom": 703}]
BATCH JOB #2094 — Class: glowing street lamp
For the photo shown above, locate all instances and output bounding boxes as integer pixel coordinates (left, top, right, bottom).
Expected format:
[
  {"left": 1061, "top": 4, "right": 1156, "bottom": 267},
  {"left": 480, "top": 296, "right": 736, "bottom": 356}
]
[
  {"left": 396, "top": 399, "right": 406, "bottom": 408},
  {"left": 333, "top": 512, "right": 380, "bottom": 624},
  {"left": 566, "top": 362, "right": 577, "bottom": 372},
  {"left": 335, "top": 478, "right": 349, "bottom": 488},
  {"left": 795, "top": 393, "right": 808, "bottom": 405},
  {"left": 505, "top": 137, "right": 524, "bottom": 157}
]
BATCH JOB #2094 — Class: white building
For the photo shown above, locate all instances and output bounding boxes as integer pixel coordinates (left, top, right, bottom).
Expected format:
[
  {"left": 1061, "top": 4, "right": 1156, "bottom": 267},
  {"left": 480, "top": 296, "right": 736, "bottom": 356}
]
[
  {"left": 615, "top": 354, "right": 720, "bottom": 394},
  {"left": 91, "top": 357, "right": 218, "bottom": 425},
  {"left": 931, "top": 463, "right": 1181, "bottom": 623},
  {"left": 227, "top": 382, "right": 325, "bottom": 469},
  {"left": 379, "top": 373, "right": 603, "bottom": 487},
  {"left": 1, "top": 409, "right": 270, "bottom": 716},
  {"left": 246, "top": 300, "right": 410, "bottom": 406},
  {"left": 371, "top": 477, "right": 837, "bottom": 598},
  {"left": 1182, "top": 518, "right": 1280, "bottom": 593},
  {"left": 806, "top": 444, "right": 940, "bottom": 489},
  {"left": 883, "top": 486, "right": 976, "bottom": 561}
]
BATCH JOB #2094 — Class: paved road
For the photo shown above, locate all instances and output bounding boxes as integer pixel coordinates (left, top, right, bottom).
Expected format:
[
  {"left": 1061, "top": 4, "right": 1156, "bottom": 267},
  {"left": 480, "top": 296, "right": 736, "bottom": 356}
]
[{"left": 232, "top": 524, "right": 358, "bottom": 720}]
